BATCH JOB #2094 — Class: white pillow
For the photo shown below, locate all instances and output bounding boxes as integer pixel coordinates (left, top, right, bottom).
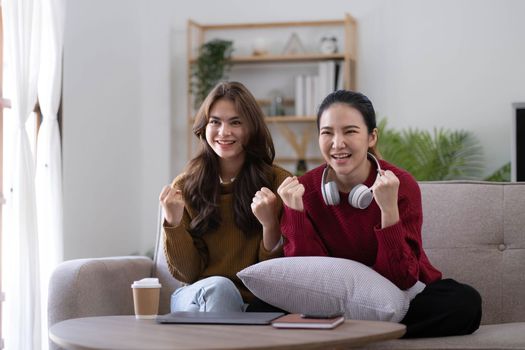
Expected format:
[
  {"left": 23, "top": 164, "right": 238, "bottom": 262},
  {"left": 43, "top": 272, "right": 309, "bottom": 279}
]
[{"left": 238, "top": 256, "right": 424, "bottom": 322}]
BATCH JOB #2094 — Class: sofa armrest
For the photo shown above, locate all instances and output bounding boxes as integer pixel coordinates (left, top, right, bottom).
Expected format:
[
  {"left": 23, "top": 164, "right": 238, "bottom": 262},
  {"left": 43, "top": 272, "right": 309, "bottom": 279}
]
[{"left": 48, "top": 256, "right": 153, "bottom": 328}]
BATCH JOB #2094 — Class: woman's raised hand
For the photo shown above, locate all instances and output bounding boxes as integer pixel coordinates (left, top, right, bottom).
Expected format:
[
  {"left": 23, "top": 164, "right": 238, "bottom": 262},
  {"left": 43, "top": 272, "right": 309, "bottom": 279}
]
[
  {"left": 159, "top": 185, "right": 185, "bottom": 227},
  {"left": 251, "top": 187, "right": 278, "bottom": 228},
  {"left": 372, "top": 170, "right": 400, "bottom": 227},
  {"left": 277, "top": 176, "right": 305, "bottom": 211}
]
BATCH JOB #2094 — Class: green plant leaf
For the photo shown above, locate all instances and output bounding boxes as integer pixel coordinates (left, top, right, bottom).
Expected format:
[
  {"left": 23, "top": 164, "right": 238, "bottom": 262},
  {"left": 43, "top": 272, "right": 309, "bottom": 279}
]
[
  {"left": 377, "top": 119, "right": 484, "bottom": 181},
  {"left": 191, "top": 39, "right": 234, "bottom": 109},
  {"left": 484, "top": 162, "right": 511, "bottom": 182}
]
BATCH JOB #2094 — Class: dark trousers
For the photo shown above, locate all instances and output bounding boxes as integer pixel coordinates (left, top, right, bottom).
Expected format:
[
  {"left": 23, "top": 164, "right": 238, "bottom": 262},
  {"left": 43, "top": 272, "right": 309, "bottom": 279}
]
[
  {"left": 401, "top": 278, "right": 482, "bottom": 338},
  {"left": 246, "top": 297, "right": 287, "bottom": 313}
]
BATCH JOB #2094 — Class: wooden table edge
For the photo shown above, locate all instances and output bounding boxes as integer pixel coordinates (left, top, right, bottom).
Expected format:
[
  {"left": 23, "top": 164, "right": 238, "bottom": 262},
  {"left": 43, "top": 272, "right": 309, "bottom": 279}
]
[{"left": 49, "top": 316, "right": 406, "bottom": 350}]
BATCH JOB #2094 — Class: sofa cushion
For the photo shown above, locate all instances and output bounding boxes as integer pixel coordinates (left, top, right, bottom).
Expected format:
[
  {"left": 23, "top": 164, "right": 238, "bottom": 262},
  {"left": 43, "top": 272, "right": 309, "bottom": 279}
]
[
  {"left": 238, "top": 256, "right": 424, "bottom": 322},
  {"left": 353, "top": 322, "right": 525, "bottom": 349},
  {"left": 419, "top": 182, "right": 525, "bottom": 325}
]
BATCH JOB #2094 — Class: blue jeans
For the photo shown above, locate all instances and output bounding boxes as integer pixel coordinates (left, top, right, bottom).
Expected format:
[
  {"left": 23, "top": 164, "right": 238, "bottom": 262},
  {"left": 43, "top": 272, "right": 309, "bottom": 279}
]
[{"left": 170, "top": 276, "right": 245, "bottom": 312}]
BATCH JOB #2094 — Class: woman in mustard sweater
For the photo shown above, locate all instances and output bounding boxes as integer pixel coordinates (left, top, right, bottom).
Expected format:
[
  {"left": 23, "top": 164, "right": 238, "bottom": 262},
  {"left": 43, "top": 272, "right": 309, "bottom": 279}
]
[{"left": 159, "top": 81, "right": 290, "bottom": 312}]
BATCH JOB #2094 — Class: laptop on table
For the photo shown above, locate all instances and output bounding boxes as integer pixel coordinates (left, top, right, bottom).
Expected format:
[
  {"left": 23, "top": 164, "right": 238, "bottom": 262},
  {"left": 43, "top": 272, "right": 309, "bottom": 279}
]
[{"left": 156, "top": 311, "right": 284, "bottom": 325}]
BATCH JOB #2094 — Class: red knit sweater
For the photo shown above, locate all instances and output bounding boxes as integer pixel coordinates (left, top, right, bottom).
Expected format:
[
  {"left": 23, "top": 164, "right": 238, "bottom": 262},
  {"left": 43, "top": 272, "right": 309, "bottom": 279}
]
[{"left": 281, "top": 159, "right": 442, "bottom": 290}]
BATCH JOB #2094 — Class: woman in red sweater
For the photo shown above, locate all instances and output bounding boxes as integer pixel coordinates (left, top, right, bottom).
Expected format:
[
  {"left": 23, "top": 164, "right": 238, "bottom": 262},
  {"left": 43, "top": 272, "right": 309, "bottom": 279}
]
[{"left": 277, "top": 90, "right": 481, "bottom": 338}]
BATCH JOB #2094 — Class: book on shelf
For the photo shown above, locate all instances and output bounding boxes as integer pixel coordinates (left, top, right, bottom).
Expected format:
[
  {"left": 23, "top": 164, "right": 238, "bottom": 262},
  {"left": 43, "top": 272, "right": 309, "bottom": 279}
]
[
  {"left": 304, "top": 75, "right": 313, "bottom": 116},
  {"left": 311, "top": 75, "right": 319, "bottom": 116},
  {"left": 335, "top": 62, "right": 344, "bottom": 90},
  {"left": 293, "top": 61, "right": 340, "bottom": 117},
  {"left": 294, "top": 75, "right": 305, "bottom": 116},
  {"left": 317, "top": 61, "right": 336, "bottom": 105},
  {"left": 271, "top": 314, "right": 345, "bottom": 329}
]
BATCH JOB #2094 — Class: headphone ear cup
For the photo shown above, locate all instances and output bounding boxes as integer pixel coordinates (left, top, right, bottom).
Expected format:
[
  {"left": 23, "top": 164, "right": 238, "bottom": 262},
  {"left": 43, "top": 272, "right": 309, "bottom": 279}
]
[
  {"left": 349, "top": 184, "right": 374, "bottom": 209},
  {"left": 324, "top": 181, "right": 340, "bottom": 205}
]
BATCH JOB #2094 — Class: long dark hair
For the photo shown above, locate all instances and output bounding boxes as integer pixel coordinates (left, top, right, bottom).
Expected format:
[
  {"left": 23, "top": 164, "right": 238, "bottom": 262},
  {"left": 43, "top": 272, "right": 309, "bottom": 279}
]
[
  {"left": 183, "top": 81, "right": 275, "bottom": 236},
  {"left": 317, "top": 90, "right": 379, "bottom": 157}
]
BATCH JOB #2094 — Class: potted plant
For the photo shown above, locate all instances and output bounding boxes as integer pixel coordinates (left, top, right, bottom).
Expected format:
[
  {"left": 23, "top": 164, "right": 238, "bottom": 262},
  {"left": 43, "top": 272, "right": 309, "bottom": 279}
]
[
  {"left": 377, "top": 119, "right": 484, "bottom": 180},
  {"left": 484, "top": 162, "right": 510, "bottom": 181},
  {"left": 191, "top": 39, "right": 234, "bottom": 109}
]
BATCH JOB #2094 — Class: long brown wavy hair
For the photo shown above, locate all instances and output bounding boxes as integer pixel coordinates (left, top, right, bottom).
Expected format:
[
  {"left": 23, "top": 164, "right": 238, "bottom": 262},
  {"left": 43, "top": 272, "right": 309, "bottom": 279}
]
[{"left": 183, "top": 81, "right": 276, "bottom": 237}]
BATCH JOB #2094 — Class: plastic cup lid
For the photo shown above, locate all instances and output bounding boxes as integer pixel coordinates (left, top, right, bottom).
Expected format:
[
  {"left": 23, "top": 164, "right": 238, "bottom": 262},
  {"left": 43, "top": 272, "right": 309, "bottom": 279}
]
[{"left": 131, "top": 277, "right": 162, "bottom": 288}]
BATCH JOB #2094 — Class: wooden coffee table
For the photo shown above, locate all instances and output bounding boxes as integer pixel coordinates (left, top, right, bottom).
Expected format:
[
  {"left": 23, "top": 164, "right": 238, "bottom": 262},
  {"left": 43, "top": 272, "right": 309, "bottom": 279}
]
[{"left": 49, "top": 315, "right": 405, "bottom": 349}]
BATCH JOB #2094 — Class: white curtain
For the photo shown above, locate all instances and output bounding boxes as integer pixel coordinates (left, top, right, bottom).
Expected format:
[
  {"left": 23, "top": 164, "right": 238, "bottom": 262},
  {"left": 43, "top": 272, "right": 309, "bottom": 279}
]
[
  {"left": 36, "top": 0, "right": 65, "bottom": 347},
  {"left": 2, "top": 0, "right": 42, "bottom": 349}
]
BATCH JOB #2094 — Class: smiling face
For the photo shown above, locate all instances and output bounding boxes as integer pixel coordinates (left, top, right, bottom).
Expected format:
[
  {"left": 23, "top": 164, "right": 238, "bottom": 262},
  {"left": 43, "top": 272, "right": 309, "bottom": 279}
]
[
  {"left": 205, "top": 98, "right": 248, "bottom": 167},
  {"left": 319, "top": 103, "right": 378, "bottom": 188}
]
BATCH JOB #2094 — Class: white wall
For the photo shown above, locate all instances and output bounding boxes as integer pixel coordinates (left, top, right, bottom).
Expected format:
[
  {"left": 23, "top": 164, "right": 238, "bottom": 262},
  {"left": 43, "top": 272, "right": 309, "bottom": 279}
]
[
  {"left": 359, "top": 0, "right": 525, "bottom": 174},
  {"left": 63, "top": 0, "right": 144, "bottom": 258},
  {"left": 62, "top": 0, "right": 525, "bottom": 259}
]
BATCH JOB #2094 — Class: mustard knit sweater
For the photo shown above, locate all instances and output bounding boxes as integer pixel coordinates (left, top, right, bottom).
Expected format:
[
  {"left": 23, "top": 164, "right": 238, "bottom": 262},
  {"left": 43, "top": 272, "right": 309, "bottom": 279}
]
[{"left": 163, "top": 164, "right": 291, "bottom": 302}]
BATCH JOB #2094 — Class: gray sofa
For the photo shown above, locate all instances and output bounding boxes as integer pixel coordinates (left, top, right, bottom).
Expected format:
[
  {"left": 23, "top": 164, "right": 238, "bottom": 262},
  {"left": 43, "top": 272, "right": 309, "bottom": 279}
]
[{"left": 48, "top": 181, "right": 525, "bottom": 349}]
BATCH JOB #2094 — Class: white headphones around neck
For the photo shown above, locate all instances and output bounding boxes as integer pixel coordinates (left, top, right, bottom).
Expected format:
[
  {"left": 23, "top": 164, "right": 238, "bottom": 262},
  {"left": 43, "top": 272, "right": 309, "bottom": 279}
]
[{"left": 321, "top": 152, "right": 382, "bottom": 209}]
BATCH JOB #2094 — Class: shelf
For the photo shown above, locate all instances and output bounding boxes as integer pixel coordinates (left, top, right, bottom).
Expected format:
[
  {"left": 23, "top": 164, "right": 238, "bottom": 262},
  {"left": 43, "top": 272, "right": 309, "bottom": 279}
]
[
  {"left": 188, "top": 116, "right": 316, "bottom": 123},
  {"left": 190, "top": 53, "right": 347, "bottom": 64},
  {"left": 193, "top": 19, "right": 348, "bottom": 30},
  {"left": 276, "top": 157, "right": 324, "bottom": 163},
  {"left": 266, "top": 116, "right": 316, "bottom": 122},
  {"left": 257, "top": 98, "right": 295, "bottom": 107}
]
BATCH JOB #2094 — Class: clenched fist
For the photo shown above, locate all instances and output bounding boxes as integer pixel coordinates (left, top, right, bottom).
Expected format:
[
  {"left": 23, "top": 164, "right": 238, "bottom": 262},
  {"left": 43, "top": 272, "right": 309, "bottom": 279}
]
[
  {"left": 372, "top": 170, "right": 400, "bottom": 228},
  {"left": 277, "top": 176, "right": 305, "bottom": 211},
  {"left": 159, "top": 185, "right": 185, "bottom": 227},
  {"left": 251, "top": 187, "right": 278, "bottom": 228}
]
